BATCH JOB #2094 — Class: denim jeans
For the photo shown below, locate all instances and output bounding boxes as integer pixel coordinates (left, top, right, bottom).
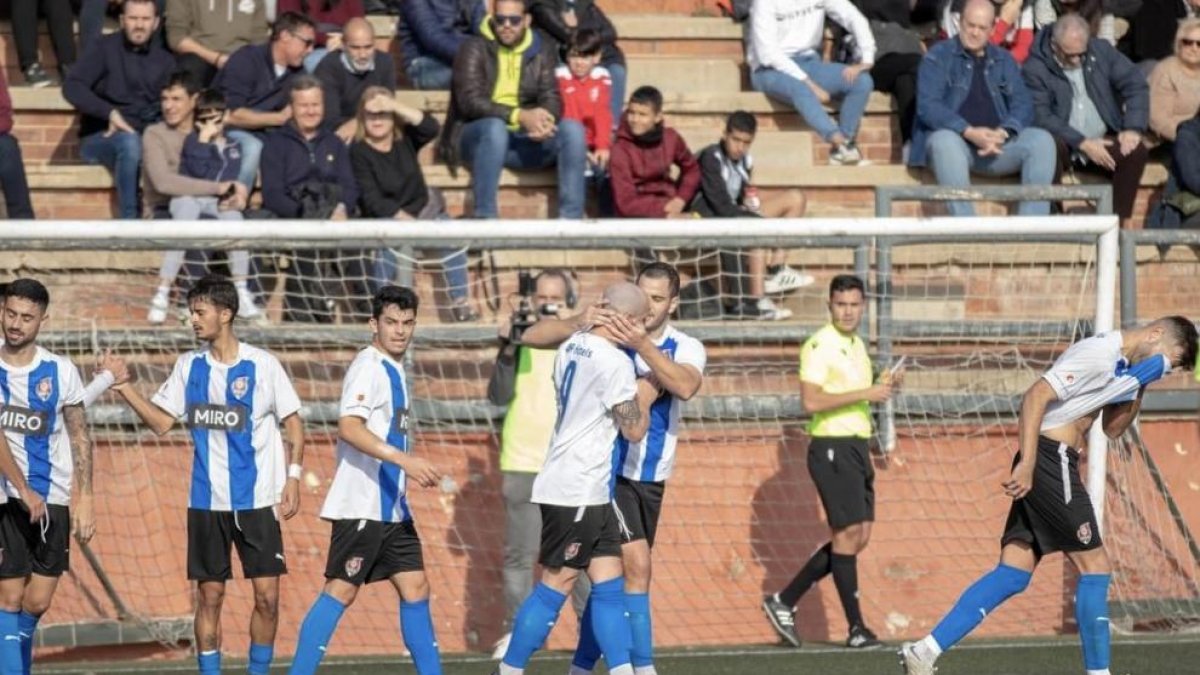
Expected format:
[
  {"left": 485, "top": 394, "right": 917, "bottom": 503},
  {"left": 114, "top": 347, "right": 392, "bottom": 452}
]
[
  {"left": 750, "top": 53, "right": 874, "bottom": 143},
  {"left": 406, "top": 56, "right": 453, "bottom": 90},
  {"left": 459, "top": 117, "right": 587, "bottom": 219},
  {"left": 0, "top": 134, "right": 34, "bottom": 218},
  {"left": 224, "top": 129, "right": 264, "bottom": 189},
  {"left": 605, "top": 61, "right": 627, "bottom": 131},
  {"left": 80, "top": 130, "right": 142, "bottom": 219},
  {"left": 371, "top": 247, "right": 470, "bottom": 301},
  {"left": 926, "top": 127, "right": 1057, "bottom": 216}
]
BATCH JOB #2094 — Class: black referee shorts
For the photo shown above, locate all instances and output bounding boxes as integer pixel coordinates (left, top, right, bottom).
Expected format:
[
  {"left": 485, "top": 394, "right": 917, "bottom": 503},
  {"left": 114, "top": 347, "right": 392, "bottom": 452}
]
[
  {"left": 807, "top": 436, "right": 875, "bottom": 529},
  {"left": 1001, "top": 435, "right": 1103, "bottom": 557},
  {"left": 613, "top": 476, "right": 666, "bottom": 547}
]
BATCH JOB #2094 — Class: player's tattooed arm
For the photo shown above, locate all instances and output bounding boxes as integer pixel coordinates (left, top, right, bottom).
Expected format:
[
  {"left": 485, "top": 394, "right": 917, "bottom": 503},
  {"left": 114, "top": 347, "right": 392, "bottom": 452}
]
[
  {"left": 65, "top": 403, "right": 97, "bottom": 543},
  {"left": 0, "top": 433, "right": 45, "bottom": 523},
  {"left": 615, "top": 381, "right": 656, "bottom": 442}
]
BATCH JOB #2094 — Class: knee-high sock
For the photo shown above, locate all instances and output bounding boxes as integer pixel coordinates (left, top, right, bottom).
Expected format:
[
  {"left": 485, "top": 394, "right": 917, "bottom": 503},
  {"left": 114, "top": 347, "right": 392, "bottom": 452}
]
[
  {"left": 0, "top": 611, "right": 22, "bottom": 675},
  {"left": 248, "top": 643, "right": 273, "bottom": 675},
  {"left": 626, "top": 592, "right": 653, "bottom": 668},
  {"left": 400, "top": 598, "right": 442, "bottom": 675},
  {"left": 17, "top": 611, "right": 37, "bottom": 675},
  {"left": 930, "top": 564, "right": 1031, "bottom": 652},
  {"left": 571, "top": 596, "right": 602, "bottom": 671},
  {"left": 289, "top": 593, "right": 346, "bottom": 675},
  {"left": 830, "top": 553, "right": 864, "bottom": 628},
  {"left": 197, "top": 650, "right": 221, "bottom": 675},
  {"left": 1076, "top": 574, "right": 1111, "bottom": 673},
  {"left": 503, "top": 583, "right": 567, "bottom": 668},
  {"left": 779, "top": 543, "right": 832, "bottom": 607},
  {"left": 589, "top": 577, "right": 632, "bottom": 670}
]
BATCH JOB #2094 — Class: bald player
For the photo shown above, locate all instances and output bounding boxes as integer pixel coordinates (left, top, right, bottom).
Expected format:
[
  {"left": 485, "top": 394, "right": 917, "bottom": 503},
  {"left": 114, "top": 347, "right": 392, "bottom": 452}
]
[
  {"left": 493, "top": 282, "right": 661, "bottom": 675},
  {"left": 312, "top": 17, "right": 398, "bottom": 143}
]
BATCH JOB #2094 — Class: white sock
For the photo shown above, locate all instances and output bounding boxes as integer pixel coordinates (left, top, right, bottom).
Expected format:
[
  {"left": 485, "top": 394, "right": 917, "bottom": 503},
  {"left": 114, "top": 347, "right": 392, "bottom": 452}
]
[
  {"left": 498, "top": 664, "right": 523, "bottom": 675},
  {"left": 915, "top": 634, "right": 942, "bottom": 661},
  {"left": 1086, "top": 670, "right": 1111, "bottom": 675},
  {"left": 608, "top": 666, "right": 634, "bottom": 675},
  {"left": 634, "top": 666, "right": 658, "bottom": 675},
  {"left": 567, "top": 667, "right": 592, "bottom": 675}
]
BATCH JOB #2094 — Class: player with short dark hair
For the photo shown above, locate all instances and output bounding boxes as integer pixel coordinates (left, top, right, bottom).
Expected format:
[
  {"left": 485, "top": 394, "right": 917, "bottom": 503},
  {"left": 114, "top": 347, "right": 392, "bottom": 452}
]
[
  {"left": 112, "top": 274, "right": 305, "bottom": 675},
  {"left": 289, "top": 285, "right": 444, "bottom": 675},
  {"left": 901, "top": 316, "right": 1199, "bottom": 675}
]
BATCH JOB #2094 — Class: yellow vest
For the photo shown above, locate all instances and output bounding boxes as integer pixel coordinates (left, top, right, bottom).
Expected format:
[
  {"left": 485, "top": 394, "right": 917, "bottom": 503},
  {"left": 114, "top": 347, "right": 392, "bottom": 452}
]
[
  {"left": 799, "top": 324, "right": 873, "bottom": 438},
  {"left": 499, "top": 346, "right": 558, "bottom": 472}
]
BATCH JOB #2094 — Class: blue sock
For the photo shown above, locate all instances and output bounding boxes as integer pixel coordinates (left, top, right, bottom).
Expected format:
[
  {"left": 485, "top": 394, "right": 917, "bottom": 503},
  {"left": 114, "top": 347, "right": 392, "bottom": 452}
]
[
  {"left": 247, "top": 643, "right": 273, "bottom": 675},
  {"left": 400, "top": 598, "right": 442, "bottom": 675},
  {"left": 589, "top": 577, "right": 632, "bottom": 670},
  {"left": 931, "top": 564, "right": 1031, "bottom": 651},
  {"left": 625, "top": 592, "right": 653, "bottom": 668},
  {"left": 17, "top": 611, "right": 37, "bottom": 675},
  {"left": 197, "top": 650, "right": 221, "bottom": 675},
  {"left": 0, "top": 611, "right": 22, "bottom": 675},
  {"left": 503, "top": 582, "right": 567, "bottom": 668},
  {"left": 289, "top": 593, "right": 346, "bottom": 675},
  {"left": 571, "top": 597, "right": 601, "bottom": 670},
  {"left": 1076, "top": 574, "right": 1111, "bottom": 671}
]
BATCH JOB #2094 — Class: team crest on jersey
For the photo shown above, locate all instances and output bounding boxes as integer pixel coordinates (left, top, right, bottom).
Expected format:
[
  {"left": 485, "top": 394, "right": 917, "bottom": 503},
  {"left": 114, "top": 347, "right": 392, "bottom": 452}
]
[
  {"left": 1076, "top": 523, "right": 1093, "bottom": 545},
  {"left": 563, "top": 542, "right": 581, "bottom": 561},
  {"left": 35, "top": 377, "right": 53, "bottom": 402},
  {"left": 231, "top": 376, "right": 249, "bottom": 398},
  {"left": 345, "top": 556, "right": 363, "bottom": 577},
  {"left": 1065, "top": 374, "right": 1076, "bottom": 384}
]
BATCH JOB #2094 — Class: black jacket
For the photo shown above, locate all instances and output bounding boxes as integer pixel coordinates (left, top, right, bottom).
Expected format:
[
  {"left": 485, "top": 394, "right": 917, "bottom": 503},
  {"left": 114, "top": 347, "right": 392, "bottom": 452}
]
[
  {"left": 529, "top": 0, "right": 625, "bottom": 67},
  {"left": 261, "top": 122, "right": 359, "bottom": 218},
  {"left": 689, "top": 142, "right": 759, "bottom": 218},
  {"left": 63, "top": 33, "right": 174, "bottom": 137},
  {"left": 215, "top": 43, "right": 303, "bottom": 119}
]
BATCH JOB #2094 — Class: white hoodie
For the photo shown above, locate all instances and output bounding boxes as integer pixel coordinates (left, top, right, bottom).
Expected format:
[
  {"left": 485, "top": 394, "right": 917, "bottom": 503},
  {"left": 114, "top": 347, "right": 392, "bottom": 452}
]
[{"left": 746, "top": 0, "right": 877, "bottom": 82}]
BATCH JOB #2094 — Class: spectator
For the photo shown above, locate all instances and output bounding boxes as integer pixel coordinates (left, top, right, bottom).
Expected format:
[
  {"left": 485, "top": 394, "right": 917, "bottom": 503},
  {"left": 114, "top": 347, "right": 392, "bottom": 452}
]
[
  {"left": 943, "top": 0, "right": 1036, "bottom": 63},
  {"left": 1151, "top": 115, "right": 1200, "bottom": 227},
  {"left": 397, "top": 0, "right": 487, "bottom": 90},
  {"left": 350, "top": 87, "right": 478, "bottom": 322},
  {"left": 11, "top": 0, "right": 75, "bottom": 87},
  {"left": 1149, "top": 20, "right": 1200, "bottom": 143},
  {"left": 438, "top": 0, "right": 587, "bottom": 219},
  {"left": 215, "top": 11, "right": 316, "bottom": 190},
  {"left": 0, "top": 69, "right": 34, "bottom": 219},
  {"left": 690, "top": 111, "right": 813, "bottom": 321},
  {"left": 747, "top": 0, "right": 876, "bottom": 165},
  {"left": 276, "top": 0, "right": 366, "bottom": 72},
  {"left": 910, "top": 0, "right": 1056, "bottom": 216},
  {"left": 609, "top": 86, "right": 700, "bottom": 219},
  {"left": 555, "top": 28, "right": 613, "bottom": 211},
  {"left": 1033, "top": 0, "right": 1117, "bottom": 44},
  {"left": 314, "top": 17, "right": 397, "bottom": 143},
  {"left": 166, "top": 0, "right": 271, "bottom": 87},
  {"left": 64, "top": 0, "right": 174, "bottom": 220},
  {"left": 852, "top": 0, "right": 924, "bottom": 152},
  {"left": 261, "top": 75, "right": 365, "bottom": 322},
  {"left": 1025, "top": 14, "right": 1149, "bottom": 226},
  {"left": 1126, "top": 0, "right": 1200, "bottom": 67},
  {"left": 530, "top": 0, "right": 627, "bottom": 130}
]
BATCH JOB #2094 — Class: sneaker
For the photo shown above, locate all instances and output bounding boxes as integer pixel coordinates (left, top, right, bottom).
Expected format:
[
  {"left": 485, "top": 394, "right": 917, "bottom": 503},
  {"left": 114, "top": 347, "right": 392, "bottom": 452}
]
[
  {"left": 147, "top": 289, "right": 170, "bottom": 324},
  {"left": 451, "top": 301, "right": 480, "bottom": 323},
  {"left": 829, "top": 142, "right": 872, "bottom": 166},
  {"left": 899, "top": 642, "right": 937, "bottom": 675},
  {"left": 236, "top": 286, "right": 262, "bottom": 320},
  {"left": 490, "top": 632, "right": 511, "bottom": 660},
  {"left": 756, "top": 297, "right": 793, "bottom": 321},
  {"left": 761, "top": 594, "right": 801, "bottom": 648},
  {"left": 22, "top": 64, "right": 52, "bottom": 88},
  {"left": 724, "top": 299, "right": 762, "bottom": 321},
  {"left": 846, "top": 624, "right": 881, "bottom": 649},
  {"left": 764, "top": 265, "right": 815, "bottom": 294}
]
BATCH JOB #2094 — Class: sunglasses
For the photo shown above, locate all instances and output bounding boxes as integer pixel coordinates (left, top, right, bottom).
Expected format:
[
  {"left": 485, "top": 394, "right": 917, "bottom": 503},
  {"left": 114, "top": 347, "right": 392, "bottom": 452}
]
[
  {"left": 289, "top": 30, "right": 315, "bottom": 47},
  {"left": 1182, "top": 38, "right": 1200, "bottom": 48},
  {"left": 494, "top": 14, "right": 523, "bottom": 27}
]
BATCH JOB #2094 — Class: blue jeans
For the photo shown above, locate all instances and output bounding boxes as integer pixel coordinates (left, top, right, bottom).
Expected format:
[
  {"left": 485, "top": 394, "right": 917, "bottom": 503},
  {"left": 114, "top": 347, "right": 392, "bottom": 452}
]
[
  {"left": 371, "top": 247, "right": 470, "bottom": 301},
  {"left": 926, "top": 127, "right": 1057, "bottom": 216},
  {"left": 605, "top": 61, "right": 627, "bottom": 131},
  {"left": 224, "top": 129, "right": 263, "bottom": 189},
  {"left": 750, "top": 53, "right": 874, "bottom": 143},
  {"left": 459, "top": 117, "right": 587, "bottom": 219},
  {"left": 406, "top": 57, "right": 453, "bottom": 90},
  {"left": 80, "top": 130, "right": 141, "bottom": 219}
]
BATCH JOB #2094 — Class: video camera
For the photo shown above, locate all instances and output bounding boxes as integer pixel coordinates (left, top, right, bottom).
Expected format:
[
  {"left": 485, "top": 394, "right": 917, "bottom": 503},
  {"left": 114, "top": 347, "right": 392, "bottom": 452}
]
[{"left": 509, "top": 270, "right": 560, "bottom": 343}]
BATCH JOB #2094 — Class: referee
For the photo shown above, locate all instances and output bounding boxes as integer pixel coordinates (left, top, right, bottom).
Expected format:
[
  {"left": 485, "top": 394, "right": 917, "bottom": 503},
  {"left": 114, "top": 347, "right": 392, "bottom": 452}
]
[{"left": 761, "top": 274, "right": 899, "bottom": 649}]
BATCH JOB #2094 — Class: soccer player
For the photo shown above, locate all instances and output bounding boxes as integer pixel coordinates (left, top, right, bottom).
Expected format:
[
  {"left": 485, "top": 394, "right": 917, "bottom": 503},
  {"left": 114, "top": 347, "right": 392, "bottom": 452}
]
[
  {"left": 289, "top": 286, "right": 443, "bottom": 674},
  {"left": 0, "top": 278, "right": 95, "bottom": 675},
  {"left": 112, "top": 274, "right": 304, "bottom": 675},
  {"left": 494, "top": 282, "right": 659, "bottom": 675},
  {"left": 762, "top": 274, "right": 896, "bottom": 649},
  {"left": 900, "top": 316, "right": 1198, "bottom": 675}
]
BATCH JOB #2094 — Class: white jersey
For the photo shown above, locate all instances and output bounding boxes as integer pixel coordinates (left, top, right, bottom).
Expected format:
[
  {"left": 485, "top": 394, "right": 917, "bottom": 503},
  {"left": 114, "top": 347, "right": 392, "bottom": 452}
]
[
  {"left": 618, "top": 325, "right": 706, "bottom": 483},
  {"left": 532, "top": 332, "right": 638, "bottom": 507},
  {"left": 1040, "top": 331, "right": 1170, "bottom": 432},
  {"left": 153, "top": 342, "right": 302, "bottom": 512},
  {"left": 321, "top": 346, "right": 414, "bottom": 523},
  {"left": 0, "top": 346, "right": 85, "bottom": 506}
]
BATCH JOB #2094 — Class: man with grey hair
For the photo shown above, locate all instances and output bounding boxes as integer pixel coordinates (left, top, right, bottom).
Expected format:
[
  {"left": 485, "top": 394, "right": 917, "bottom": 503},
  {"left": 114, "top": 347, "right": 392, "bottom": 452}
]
[{"left": 1024, "top": 13, "right": 1149, "bottom": 227}]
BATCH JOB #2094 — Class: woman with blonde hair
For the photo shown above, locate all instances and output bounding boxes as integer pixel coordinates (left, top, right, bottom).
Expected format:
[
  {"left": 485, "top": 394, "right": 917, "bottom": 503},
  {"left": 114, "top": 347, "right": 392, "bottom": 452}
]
[{"left": 1149, "top": 19, "right": 1200, "bottom": 143}]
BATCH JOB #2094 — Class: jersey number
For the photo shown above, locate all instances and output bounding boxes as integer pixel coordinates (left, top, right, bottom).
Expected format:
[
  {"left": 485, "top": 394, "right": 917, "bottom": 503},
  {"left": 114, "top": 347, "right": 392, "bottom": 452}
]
[{"left": 555, "top": 360, "right": 578, "bottom": 433}]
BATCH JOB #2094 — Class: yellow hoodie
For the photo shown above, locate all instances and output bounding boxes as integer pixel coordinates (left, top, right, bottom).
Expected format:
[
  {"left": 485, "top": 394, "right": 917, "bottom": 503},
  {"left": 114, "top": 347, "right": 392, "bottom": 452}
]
[{"left": 481, "top": 17, "right": 534, "bottom": 130}]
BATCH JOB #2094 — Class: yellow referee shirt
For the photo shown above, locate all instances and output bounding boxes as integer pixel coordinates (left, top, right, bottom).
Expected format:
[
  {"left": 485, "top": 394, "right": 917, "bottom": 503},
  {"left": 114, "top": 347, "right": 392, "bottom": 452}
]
[{"left": 799, "top": 323, "right": 874, "bottom": 438}]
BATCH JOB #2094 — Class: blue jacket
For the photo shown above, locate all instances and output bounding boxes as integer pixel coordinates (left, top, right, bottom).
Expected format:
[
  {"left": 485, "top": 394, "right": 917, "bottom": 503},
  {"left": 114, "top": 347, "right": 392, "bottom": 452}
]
[
  {"left": 261, "top": 122, "right": 359, "bottom": 218},
  {"left": 214, "top": 43, "right": 303, "bottom": 120},
  {"left": 63, "top": 32, "right": 174, "bottom": 138},
  {"left": 179, "top": 132, "right": 243, "bottom": 183},
  {"left": 1022, "top": 29, "right": 1149, "bottom": 150},
  {"left": 397, "top": 0, "right": 486, "bottom": 70},
  {"left": 910, "top": 38, "right": 1034, "bottom": 167}
]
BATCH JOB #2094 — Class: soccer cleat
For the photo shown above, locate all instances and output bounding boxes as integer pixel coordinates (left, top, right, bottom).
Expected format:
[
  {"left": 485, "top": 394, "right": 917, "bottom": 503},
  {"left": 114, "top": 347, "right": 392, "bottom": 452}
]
[
  {"left": 147, "top": 289, "right": 170, "bottom": 324},
  {"left": 756, "top": 297, "right": 793, "bottom": 321},
  {"left": 764, "top": 265, "right": 815, "bottom": 294},
  {"left": 846, "top": 624, "right": 881, "bottom": 649},
  {"left": 22, "top": 64, "right": 52, "bottom": 88},
  {"left": 491, "top": 632, "right": 511, "bottom": 660},
  {"left": 899, "top": 641, "right": 937, "bottom": 675},
  {"left": 760, "top": 594, "right": 801, "bottom": 648},
  {"left": 236, "top": 286, "right": 262, "bottom": 320}
]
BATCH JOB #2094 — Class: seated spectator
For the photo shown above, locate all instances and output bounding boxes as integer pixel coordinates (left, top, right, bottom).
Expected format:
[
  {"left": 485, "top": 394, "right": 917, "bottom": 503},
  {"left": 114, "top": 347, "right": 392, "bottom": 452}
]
[
  {"left": 11, "top": 0, "right": 75, "bottom": 86},
  {"left": 555, "top": 28, "right": 613, "bottom": 210},
  {"left": 64, "top": 0, "right": 174, "bottom": 220},
  {"left": 853, "top": 0, "right": 925, "bottom": 152},
  {"left": 166, "top": 0, "right": 271, "bottom": 87},
  {"left": 1149, "top": 20, "right": 1200, "bottom": 143},
  {"left": 0, "top": 69, "right": 34, "bottom": 219},
  {"left": 1025, "top": 14, "right": 1148, "bottom": 227},
  {"left": 438, "top": 0, "right": 587, "bottom": 219},
  {"left": 1126, "top": 0, "right": 1200, "bottom": 67},
  {"left": 262, "top": 75, "right": 365, "bottom": 322},
  {"left": 531, "top": 0, "right": 626, "bottom": 130},
  {"left": 690, "top": 111, "right": 813, "bottom": 321},
  {"left": 398, "top": 0, "right": 487, "bottom": 90},
  {"left": 1033, "top": 0, "right": 1117, "bottom": 44},
  {"left": 609, "top": 86, "right": 699, "bottom": 219},
  {"left": 1152, "top": 115, "right": 1200, "bottom": 227},
  {"left": 277, "top": 0, "right": 366, "bottom": 72},
  {"left": 943, "top": 0, "right": 1035, "bottom": 63},
  {"left": 215, "top": 11, "right": 316, "bottom": 189},
  {"left": 314, "top": 17, "right": 397, "bottom": 142},
  {"left": 911, "top": 0, "right": 1056, "bottom": 216},
  {"left": 350, "top": 88, "right": 478, "bottom": 321},
  {"left": 748, "top": 0, "right": 876, "bottom": 164}
]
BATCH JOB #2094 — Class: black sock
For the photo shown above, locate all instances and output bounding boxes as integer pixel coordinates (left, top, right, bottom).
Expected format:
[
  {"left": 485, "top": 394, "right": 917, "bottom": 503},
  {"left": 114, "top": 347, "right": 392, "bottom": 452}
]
[
  {"left": 778, "top": 543, "right": 831, "bottom": 607},
  {"left": 830, "top": 553, "right": 864, "bottom": 628}
]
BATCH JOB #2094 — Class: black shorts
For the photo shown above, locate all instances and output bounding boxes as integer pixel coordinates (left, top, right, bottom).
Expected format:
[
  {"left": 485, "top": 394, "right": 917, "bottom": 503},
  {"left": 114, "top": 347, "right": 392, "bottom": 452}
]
[
  {"left": 1002, "top": 435, "right": 1102, "bottom": 557},
  {"left": 538, "top": 503, "right": 622, "bottom": 570},
  {"left": 187, "top": 507, "right": 287, "bottom": 581},
  {"left": 807, "top": 436, "right": 875, "bottom": 529},
  {"left": 613, "top": 476, "right": 666, "bottom": 547},
  {"left": 324, "top": 518, "right": 424, "bottom": 586},
  {"left": 0, "top": 502, "right": 71, "bottom": 577}
]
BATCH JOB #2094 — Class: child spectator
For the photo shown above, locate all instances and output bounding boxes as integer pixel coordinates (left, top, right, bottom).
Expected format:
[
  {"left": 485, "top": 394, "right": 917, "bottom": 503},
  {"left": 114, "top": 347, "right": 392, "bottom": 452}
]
[
  {"left": 556, "top": 28, "right": 613, "bottom": 212},
  {"left": 608, "top": 86, "right": 699, "bottom": 219}
]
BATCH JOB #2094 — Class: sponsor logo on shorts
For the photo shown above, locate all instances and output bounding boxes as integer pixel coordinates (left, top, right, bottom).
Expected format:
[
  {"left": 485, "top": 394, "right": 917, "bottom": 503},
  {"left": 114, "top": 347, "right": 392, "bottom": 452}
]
[
  {"left": 185, "top": 404, "right": 249, "bottom": 431},
  {"left": 563, "top": 542, "right": 581, "bottom": 561},
  {"left": 0, "top": 405, "right": 50, "bottom": 437},
  {"left": 231, "top": 376, "right": 249, "bottom": 398},
  {"left": 1077, "top": 522, "right": 1093, "bottom": 545},
  {"left": 345, "top": 556, "right": 363, "bottom": 577},
  {"left": 35, "top": 377, "right": 53, "bottom": 402}
]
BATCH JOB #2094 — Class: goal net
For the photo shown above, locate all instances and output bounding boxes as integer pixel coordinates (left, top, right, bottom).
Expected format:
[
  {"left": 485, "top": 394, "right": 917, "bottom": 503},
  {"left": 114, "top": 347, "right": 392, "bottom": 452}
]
[{"left": 1, "top": 216, "right": 1196, "bottom": 662}]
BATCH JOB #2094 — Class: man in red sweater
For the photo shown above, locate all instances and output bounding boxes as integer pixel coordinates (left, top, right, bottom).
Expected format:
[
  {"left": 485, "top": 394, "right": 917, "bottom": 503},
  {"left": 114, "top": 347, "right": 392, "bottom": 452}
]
[
  {"left": 0, "top": 69, "right": 34, "bottom": 219},
  {"left": 608, "top": 85, "right": 699, "bottom": 219}
]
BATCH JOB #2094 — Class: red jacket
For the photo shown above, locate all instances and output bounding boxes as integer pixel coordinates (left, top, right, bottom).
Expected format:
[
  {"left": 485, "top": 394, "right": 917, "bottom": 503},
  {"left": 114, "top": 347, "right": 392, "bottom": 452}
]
[
  {"left": 277, "top": 0, "right": 365, "bottom": 47},
  {"left": 0, "top": 69, "right": 12, "bottom": 136},
  {"left": 556, "top": 64, "right": 612, "bottom": 151},
  {"left": 608, "top": 119, "right": 700, "bottom": 218}
]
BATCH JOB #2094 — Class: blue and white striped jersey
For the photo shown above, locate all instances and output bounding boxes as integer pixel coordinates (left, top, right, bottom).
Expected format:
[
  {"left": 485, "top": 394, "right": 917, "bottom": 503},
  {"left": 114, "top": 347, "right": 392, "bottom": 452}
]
[
  {"left": 1040, "top": 331, "right": 1170, "bottom": 431},
  {"left": 153, "top": 343, "right": 302, "bottom": 512}
]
